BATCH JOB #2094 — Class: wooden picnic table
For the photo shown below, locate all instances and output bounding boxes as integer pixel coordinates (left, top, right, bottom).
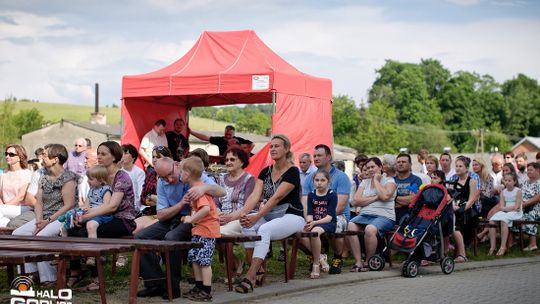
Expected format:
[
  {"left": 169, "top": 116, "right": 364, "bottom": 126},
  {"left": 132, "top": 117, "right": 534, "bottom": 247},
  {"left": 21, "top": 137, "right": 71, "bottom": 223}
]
[
  {"left": 0, "top": 250, "right": 60, "bottom": 286},
  {"left": 0, "top": 235, "right": 198, "bottom": 303},
  {"left": 0, "top": 238, "right": 133, "bottom": 304}
]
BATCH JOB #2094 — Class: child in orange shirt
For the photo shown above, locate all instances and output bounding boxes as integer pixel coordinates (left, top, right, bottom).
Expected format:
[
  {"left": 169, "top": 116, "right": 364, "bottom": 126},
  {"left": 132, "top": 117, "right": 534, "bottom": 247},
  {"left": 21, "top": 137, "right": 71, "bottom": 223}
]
[{"left": 181, "top": 157, "right": 221, "bottom": 302}]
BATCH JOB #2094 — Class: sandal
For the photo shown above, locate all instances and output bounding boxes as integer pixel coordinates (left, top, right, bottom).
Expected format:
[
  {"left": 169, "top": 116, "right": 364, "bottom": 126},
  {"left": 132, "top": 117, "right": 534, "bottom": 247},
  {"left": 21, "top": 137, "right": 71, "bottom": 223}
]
[
  {"left": 319, "top": 254, "right": 330, "bottom": 273},
  {"left": 496, "top": 247, "right": 506, "bottom": 256},
  {"left": 349, "top": 264, "right": 370, "bottom": 272},
  {"left": 454, "top": 255, "right": 468, "bottom": 263},
  {"left": 310, "top": 264, "right": 320, "bottom": 279},
  {"left": 85, "top": 278, "right": 100, "bottom": 291},
  {"left": 234, "top": 278, "right": 254, "bottom": 294},
  {"left": 488, "top": 248, "right": 496, "bottom": 256}
]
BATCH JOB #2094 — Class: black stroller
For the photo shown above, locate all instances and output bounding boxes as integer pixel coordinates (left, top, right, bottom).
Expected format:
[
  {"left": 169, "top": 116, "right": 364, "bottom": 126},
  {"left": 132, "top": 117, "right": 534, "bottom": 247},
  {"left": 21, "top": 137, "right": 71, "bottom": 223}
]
[{"left": 367, "top": 184, "right": 455, "bottom": 277}]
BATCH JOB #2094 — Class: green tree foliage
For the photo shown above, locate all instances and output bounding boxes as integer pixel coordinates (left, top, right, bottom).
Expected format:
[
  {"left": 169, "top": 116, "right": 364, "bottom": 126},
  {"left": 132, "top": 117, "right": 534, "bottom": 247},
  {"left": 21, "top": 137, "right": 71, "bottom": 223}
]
[
  {"left": 332, "top": 95, "right": 360, "bottom": 149},
  {"left": 501, "top": 74, "right": 540, "bottom": 137},
  {"left": 0, "top": 101, "right": 18, "bottom": 147},
  {"left": 420, "top": 58, "right": 451, "bottom": 100},
  {"left": 369, "top": 60, "right": 442, "bottom": 126},
  {"left": 0, "top": 101, "right": 44, "bottom": 168},
  {"left": 13, "top": 108, "right": 44, "bottom": 138},
  {"left": 356, "top": 101, "right": 408, "bottom": 154},
  {"left": 190, "top": 104, "right": 272, "bottom": 135},
  {"left": 237, "top": 111, "right": 270, "bottom": 134}
]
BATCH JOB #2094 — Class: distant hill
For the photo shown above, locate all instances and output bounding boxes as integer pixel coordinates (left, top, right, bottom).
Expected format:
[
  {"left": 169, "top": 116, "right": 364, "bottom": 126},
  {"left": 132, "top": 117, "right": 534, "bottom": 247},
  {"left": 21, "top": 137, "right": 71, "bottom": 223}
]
[{"left": 10, "top": 101, "right": 231, "bottom": 131}]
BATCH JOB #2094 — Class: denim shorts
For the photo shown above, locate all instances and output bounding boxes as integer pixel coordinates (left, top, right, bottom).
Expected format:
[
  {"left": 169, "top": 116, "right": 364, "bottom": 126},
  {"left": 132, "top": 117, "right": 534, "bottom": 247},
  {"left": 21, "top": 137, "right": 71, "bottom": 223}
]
[
  {"left": 350, "top": 213, "right": 395, "bottom": 236},
  {"left": 89, "top": 215, "right": 113, "bottom": 225}
]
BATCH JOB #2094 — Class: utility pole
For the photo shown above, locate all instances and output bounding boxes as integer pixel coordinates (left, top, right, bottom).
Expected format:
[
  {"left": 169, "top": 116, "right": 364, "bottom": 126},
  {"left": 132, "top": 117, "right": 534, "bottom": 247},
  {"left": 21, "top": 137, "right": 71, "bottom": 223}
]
[{"left": 480, "top": 128, "right": 484, "bottom": 154}]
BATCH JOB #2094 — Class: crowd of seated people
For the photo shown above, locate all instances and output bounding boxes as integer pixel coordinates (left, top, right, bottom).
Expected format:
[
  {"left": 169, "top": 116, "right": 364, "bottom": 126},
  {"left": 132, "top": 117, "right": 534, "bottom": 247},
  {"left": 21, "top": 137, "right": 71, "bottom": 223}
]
[{"left": 2, "top": 119, "right": 540, "bottom": 300}]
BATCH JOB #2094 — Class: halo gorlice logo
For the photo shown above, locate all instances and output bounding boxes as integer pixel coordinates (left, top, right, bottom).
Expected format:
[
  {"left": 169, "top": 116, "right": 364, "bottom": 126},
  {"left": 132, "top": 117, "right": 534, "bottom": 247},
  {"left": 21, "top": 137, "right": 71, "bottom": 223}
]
[{"left": 10, "top": 276, "right": 73, "bottom": 304}]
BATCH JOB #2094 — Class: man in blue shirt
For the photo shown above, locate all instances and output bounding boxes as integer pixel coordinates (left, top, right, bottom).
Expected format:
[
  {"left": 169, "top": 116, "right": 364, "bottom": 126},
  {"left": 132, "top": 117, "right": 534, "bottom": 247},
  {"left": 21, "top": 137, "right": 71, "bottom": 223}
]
[
  {"left": 394, "top": 153, "right": 423, "bottom": 223},
  {"left": 302, "top": 144, "right": 351, "bottom": 274},
  {"left": 136, "top": 157, "right": 224, "bottom": 299}
]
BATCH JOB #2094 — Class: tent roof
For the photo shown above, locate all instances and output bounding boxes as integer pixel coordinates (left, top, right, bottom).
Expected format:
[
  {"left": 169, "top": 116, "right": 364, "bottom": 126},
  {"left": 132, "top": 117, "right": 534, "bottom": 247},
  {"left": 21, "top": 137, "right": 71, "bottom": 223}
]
[{"left": 122, "top": 30, "right": 331, "bottom": 102}]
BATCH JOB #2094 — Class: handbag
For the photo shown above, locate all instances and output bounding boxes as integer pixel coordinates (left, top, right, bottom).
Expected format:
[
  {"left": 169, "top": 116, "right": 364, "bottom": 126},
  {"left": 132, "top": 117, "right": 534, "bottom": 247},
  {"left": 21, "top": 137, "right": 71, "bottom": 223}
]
[
  {"left": 263, "top": 202, "right": 289, "bottom": 221},
  {"left": 455, "top": 201, "right": 479, "bottom": 225}
]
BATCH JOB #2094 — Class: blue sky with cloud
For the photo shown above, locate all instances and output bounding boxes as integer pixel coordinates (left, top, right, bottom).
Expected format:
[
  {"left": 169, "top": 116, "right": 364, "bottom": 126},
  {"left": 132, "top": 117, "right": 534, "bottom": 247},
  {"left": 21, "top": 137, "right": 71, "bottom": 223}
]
[{"left": 1, "top": 0, "right": 539, "bottom": 106}]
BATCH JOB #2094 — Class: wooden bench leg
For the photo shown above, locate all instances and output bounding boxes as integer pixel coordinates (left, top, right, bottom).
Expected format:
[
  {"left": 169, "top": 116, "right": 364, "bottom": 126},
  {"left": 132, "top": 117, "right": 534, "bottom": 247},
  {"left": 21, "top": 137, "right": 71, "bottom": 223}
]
[
  {"left": 96, "top": 255, "right": 107, "bottom": 304},
  {"left": 224, "top": 243, "right": 234, "bottom": 291},
  {"left": 165, "top": 251, "right": 172, "bottom": 302},
  {"left": 7, "top": 265, "right": 15, "bottom": 286},
  {"left": 288, "top": 238, "right": 300, "bottom": 281},
  {"left": 282, "top": 239, "right": 288, "bottom": 283},
  {"left": 111, "top": 253, "right": 117, "bottom": 276},
  {"left": 128, "top": 249, "right": 141, "bottom": 304},
  {"left": 519, "top": 224, "right": 525, "bottom": 251},
  {"left": 56, "top": 259, "right": 67, "bottom": 291}
]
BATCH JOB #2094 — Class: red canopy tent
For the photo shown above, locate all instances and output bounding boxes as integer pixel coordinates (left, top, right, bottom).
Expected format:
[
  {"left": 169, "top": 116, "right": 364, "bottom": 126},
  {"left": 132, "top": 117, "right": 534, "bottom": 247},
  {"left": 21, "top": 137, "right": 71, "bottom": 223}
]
[{"left": 121, "top": 30, "right": 332, "bottom": 175}]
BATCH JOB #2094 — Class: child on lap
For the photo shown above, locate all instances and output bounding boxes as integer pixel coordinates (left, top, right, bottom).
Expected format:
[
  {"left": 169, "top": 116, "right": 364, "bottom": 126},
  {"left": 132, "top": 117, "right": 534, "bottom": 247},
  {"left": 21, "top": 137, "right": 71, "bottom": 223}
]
[
  {"left": 61, "top": 165, "right": 113, "bottom": 266},
  {"left": 181, "top": 157, "right": 221, "bottom": 302}
]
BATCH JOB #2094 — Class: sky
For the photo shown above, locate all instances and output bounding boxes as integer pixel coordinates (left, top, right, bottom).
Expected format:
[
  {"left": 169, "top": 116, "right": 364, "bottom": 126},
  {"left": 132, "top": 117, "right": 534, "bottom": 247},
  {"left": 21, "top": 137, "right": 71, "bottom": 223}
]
[{"left": 1, "top": 0, "right": 539, "bottom": 107}]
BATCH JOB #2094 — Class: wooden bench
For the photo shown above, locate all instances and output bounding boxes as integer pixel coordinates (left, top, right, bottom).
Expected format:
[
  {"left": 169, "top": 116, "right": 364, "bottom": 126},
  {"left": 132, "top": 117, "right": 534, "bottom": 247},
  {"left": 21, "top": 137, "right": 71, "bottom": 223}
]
[
  {"left": 513, "top": 220, "right": 540, "bottom": 251},
  {"left": 0, "top": 227, "right": 15, "bottom": 235},
  {"left": 473, "top": 220, "right": 500, "bottom": 256},
  {"left": 0, "top": 235, "right": 198, "bottom": 304},
  {"left": 216, "top": 235, "right": 261, "bottom": 291},
  {"left": 284, "top": 231, "right": 319, "bottom": 281},
  {"left": 0, "top": 250, "right": 60, "bottom": 286},
  {"left": 0, "top": 237, "right": 134, "bottom": 304}
]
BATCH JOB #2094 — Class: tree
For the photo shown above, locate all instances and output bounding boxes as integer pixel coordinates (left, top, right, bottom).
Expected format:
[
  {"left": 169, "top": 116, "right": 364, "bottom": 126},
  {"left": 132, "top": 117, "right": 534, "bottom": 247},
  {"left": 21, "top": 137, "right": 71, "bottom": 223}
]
[
  {"left": 420, "top": 58, "right": 451, "bottom": 100},
  {"left": 332, "top": 95, "right": 360, "bottom": 149},
  {"left": 501, "top": 74, "right": 540, "bottom": 137},
  {"left": 13, "top": 108, "right": 44, "bottom": 138},
  {"left": 237, "top": 111, "right": 270, "bottom": 134},
  {"left": 357, "top": 100, "right": 408, "bottom": 154},
  {"left": 369, "top": 60, "right": 442, "bottom": 126}
]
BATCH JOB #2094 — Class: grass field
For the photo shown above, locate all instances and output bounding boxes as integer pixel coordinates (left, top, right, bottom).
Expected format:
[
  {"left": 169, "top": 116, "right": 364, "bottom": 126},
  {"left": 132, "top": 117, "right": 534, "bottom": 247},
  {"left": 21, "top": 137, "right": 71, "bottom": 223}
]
[{"left": 10, "top": 101, "right": 230, "bottom": 131}]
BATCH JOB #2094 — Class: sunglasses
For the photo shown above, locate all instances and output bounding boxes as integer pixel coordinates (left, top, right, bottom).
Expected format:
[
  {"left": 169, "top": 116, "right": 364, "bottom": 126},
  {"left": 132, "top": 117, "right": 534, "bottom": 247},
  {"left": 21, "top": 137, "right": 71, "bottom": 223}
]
[
  {"left": 75, "top": 144, "right": 85, "bottom": 147},
  {"left": 5, "top": 152, "right": 18, "bottom": 157},
  {"left": 225, "top": 157, "right": 237, "bottom": 162},
  {"left": 153, "top": 145, "right": 166, "bottom": 152}
]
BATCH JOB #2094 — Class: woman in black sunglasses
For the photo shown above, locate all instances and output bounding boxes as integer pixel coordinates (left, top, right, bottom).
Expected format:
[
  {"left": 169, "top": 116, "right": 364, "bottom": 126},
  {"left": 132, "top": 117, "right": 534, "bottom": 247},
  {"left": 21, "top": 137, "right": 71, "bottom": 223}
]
[{"left": 0, "top": 144, "right": 32, "bottom": 227}]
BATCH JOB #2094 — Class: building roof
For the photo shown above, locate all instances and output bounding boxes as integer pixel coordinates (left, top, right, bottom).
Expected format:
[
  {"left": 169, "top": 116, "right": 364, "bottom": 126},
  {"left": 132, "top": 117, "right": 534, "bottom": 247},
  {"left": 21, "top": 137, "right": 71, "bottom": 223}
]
[
  {"left": 512, "top": 136, "right": 540, "bottom": 150},
  {"left": 62, "top": 120, "right": 121, "bottom": 137}
]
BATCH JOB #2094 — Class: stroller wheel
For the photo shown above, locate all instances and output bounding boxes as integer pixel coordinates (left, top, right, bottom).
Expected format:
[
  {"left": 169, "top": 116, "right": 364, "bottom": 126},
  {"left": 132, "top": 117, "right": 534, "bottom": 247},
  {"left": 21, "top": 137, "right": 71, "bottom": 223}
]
[
  {"left": 404, "top": 261, "right": 419, "bottom": 278},
  {"left": 368, "top": 255, "right": 385, "bottom": 271},
  {"left": 440, "top": 256, "right": 455, "bottom": 274}
]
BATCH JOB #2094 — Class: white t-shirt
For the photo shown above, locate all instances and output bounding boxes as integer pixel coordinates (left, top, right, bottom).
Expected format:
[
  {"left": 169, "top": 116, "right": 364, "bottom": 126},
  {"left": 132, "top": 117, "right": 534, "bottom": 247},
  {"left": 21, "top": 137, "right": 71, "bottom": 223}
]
[
  {"left": 140, "top": 129, "right": 167, "bottom": 166},
  {"left": 27, "top": 168, "right": 46, "bottom": 196},
  {"left": 122, "top": 166, "right": 146, "bottom": 211},
  {"left": 359, "top": 176, "right": 397, "bottom": 221}
]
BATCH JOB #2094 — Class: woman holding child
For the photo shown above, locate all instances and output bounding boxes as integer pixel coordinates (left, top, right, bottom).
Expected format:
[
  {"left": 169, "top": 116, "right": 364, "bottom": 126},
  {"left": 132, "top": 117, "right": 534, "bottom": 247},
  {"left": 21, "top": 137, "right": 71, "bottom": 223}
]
[
  {"left": 68, "top": 141, "right": 137, "bottom": 290},
  {"left": 235, "top": 134, "right": 305, "bottom": 294},
  {"left": 12, "top": 144, "right": 79, "bottom": 285}
]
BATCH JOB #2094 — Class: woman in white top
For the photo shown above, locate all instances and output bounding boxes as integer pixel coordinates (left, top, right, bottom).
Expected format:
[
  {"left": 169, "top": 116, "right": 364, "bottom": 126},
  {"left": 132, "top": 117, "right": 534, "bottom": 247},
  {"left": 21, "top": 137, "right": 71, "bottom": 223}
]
[
  {"left": 346, "top": 157, "right": 397, "bottom": 272},
  {"left": 0, "top": 144, "right": 32, "bottom": 227}
]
